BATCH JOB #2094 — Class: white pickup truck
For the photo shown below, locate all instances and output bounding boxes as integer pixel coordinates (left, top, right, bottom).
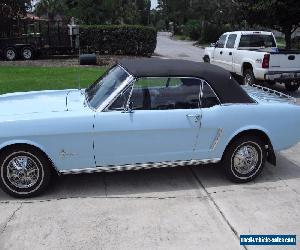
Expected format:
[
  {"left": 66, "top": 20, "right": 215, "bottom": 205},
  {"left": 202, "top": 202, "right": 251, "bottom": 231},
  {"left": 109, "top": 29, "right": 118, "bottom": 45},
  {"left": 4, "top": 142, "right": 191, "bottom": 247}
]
[{"left": 203, "top": 31, "right": 300, "bottom": 91}]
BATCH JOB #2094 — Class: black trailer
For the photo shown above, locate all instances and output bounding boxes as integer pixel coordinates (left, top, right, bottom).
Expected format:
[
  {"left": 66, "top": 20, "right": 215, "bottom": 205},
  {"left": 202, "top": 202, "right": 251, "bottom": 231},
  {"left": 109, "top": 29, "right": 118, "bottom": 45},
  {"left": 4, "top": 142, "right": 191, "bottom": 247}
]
[{"left": 0, "top": 17, "right": 79, "bottom": 60}]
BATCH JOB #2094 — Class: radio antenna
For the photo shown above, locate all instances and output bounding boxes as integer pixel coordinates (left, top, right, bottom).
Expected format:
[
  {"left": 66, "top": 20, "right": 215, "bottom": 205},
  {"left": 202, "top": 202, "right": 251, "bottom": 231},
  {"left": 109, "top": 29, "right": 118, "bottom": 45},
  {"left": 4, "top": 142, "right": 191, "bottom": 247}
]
[
  {"left": 69, "top": 17, "right": 81, "bottom": 90},
  {"left": 78, "top": 46, "right": 81, "bottom": 90}
]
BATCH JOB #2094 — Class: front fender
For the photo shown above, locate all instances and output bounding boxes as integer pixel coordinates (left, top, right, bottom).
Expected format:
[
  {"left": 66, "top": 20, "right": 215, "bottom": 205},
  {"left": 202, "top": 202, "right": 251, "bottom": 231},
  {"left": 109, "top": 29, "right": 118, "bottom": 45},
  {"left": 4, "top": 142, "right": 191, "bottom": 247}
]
[{"left": 0, "top": 139, "right": 58, "bottom": 169}]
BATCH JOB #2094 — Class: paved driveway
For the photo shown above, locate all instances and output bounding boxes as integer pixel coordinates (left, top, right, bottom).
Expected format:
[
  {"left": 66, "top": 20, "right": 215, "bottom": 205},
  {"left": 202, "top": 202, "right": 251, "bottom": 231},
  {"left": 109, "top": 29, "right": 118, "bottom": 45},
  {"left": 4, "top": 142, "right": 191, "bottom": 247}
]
[
  {"left": 155, "top": 32, "right": 205, "bottom": 62},
  {"left": 1, "top": 145, "right": 300, "bottom": 249},
  {"left": 1, "top": 35, "right": 300, "bottom": 249}
]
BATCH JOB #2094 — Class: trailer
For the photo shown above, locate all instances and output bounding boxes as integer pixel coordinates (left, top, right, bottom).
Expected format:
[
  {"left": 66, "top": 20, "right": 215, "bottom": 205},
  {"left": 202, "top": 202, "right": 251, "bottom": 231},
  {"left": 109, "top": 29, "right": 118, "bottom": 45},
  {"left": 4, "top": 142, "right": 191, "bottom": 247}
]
[{"left": 0, "top": 17, "right": 79, "bottom": 60}]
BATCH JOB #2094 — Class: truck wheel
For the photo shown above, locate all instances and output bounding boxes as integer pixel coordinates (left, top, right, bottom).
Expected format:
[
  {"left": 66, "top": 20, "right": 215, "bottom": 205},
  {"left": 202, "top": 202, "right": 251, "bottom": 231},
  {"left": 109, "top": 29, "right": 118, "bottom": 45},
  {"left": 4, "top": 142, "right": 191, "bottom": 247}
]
[
  {"left": 285, "top": 82, "right": 299, "bottom": 92},
  {"left": 243, "top": 69, "right": 256, "bottom": 85},
  {"left": 21, "top": 47, "right": 34, "bottom": 60},
  {"left": 223, "top": 135, "right": 266, "bottom": 183},
  {"left": 203, "top": 56, "right": 210, "bottom": 63},
  {"left": 4, "top": 47, "right": 17, "bottom": 61}
]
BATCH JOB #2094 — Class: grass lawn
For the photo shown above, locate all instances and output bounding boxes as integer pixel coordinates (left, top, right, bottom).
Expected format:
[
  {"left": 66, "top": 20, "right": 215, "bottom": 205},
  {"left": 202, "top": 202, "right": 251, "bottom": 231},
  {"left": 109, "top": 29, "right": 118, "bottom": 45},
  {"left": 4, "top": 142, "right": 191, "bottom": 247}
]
[{"left": 0, "top": 66, "right": 107, "bottom": 95}]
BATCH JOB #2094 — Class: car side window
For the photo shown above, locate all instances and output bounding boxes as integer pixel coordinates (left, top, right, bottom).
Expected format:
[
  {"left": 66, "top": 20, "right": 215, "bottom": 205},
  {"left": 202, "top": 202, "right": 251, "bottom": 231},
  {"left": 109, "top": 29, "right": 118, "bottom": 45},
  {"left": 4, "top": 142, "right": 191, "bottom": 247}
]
[
  {"left": 225, "top": 34, "right": 237, "bottom": 48},
  {"left": 201, "top": 81, "right": 220, "bottom": 108},
  {"left": 216, "top": 34, "right": 227, "bottom": 48},
  {"left": 108, "top": 77, "right": 201, "bottom": 111}
]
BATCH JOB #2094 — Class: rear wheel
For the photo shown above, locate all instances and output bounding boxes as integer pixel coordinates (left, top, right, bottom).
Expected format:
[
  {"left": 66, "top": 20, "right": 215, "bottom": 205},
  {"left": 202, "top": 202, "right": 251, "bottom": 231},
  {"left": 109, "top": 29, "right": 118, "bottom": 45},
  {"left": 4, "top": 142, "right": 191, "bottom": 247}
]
[
  {"left": 0, "top": 145, "right": 52, "bottom": 198},
  {"left": 203, "top": 56, "right": 210, "bottom": 63},
  {"left": 243, "top": 69, "right": 256, "bottom": 85},
  {"left": 4, "top": 47, "right": 17, "bottom": 61},
  {"left": 21, "top": 47, "right": 34, "bottom": 60},
  {"left": 285, "top": 82, "right": 299, "bottom": 92},
  {"left": 223, "top": 135, "right": 266, "bottom": 183}
]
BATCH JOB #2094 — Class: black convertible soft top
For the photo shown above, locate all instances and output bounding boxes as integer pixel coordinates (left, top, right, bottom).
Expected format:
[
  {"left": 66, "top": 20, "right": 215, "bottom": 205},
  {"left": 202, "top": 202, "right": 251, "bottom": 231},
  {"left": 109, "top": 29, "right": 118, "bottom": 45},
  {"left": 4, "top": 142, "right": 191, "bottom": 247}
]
[{"left": 118, "top": 58, "right": 254, "bottom": 104}]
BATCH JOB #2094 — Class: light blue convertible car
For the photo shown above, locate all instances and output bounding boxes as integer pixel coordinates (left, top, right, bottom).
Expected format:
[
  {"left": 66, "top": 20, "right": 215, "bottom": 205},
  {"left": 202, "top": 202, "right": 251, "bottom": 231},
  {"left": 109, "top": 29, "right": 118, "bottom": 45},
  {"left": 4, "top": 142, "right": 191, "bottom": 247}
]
[{"left": 1, "top": 58, "right": 300, "bottom": 197}]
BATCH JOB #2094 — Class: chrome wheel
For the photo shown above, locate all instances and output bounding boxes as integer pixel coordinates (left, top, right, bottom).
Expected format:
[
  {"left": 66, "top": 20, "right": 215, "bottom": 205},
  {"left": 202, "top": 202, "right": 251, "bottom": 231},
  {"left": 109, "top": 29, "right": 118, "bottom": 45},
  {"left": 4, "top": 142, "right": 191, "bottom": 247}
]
[
  {"left": 244, "top": 74, "right": 252, "bottom": 85},
  {"left": 0, "top": 146, "right": 52, "bottom": 198},
  {"left": 6, "top": 49, "right": 16, "bottom": 60},
  {"left": 22, "top": 48, "right": 32, "bottom": 60},
  {"left": 7, "top": 155, "right": 40, "bottom": 189},
  {"left": 233, "top": 145, "right": 259, "bottom": 175},
  {"left": 224, "top": 136, "right": 266, "bottom": 183}
]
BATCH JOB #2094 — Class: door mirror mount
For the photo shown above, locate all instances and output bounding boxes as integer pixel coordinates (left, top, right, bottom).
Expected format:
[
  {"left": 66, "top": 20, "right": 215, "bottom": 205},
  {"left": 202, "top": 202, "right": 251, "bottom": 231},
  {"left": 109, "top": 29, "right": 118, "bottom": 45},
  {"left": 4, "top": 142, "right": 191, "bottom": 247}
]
[{"left": 123, "top": 101, "right": 134, "bottom": 113}]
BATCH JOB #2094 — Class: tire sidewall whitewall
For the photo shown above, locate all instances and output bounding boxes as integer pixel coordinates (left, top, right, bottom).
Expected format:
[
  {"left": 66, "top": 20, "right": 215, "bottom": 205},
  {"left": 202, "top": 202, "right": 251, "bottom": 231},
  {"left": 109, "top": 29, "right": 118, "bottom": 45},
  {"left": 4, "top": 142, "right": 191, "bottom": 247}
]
[
  {"left": 230, "top": 141, "right": 263, "bottom": 181},
  {"left": 0, "top": 150, "right": 45, "bottom": 197}
]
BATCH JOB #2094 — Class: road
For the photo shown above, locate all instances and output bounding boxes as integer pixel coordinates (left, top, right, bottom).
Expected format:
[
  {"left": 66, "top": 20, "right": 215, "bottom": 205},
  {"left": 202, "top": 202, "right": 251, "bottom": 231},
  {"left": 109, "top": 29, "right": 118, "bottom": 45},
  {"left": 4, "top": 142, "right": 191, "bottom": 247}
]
[
  {"left": 155, "top": 32, "right": 205, "bottom": 62},
  {"left": 1, "top": 35, "right": 300, "bottom": 249}
]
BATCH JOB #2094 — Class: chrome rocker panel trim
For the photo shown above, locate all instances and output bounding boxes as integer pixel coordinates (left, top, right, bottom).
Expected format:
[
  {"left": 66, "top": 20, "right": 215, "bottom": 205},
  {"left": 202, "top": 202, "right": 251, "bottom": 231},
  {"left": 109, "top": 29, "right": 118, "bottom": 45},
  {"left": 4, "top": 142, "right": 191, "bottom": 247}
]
[{"left": 59, "top": 158, "right": 221, "bottom": 175}]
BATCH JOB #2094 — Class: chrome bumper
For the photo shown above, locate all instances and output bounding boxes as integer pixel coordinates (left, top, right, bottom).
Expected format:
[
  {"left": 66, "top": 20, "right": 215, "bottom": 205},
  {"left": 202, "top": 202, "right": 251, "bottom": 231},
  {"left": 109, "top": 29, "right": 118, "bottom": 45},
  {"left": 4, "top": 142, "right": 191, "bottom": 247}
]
[{"left": 265, "top": 71, "right": 300, "bottom": 82}]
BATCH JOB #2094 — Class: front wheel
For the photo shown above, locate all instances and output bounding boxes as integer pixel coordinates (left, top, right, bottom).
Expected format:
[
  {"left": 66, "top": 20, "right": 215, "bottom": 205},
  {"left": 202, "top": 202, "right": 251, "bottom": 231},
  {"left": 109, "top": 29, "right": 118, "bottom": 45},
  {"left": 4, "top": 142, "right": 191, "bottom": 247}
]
[
  {"left": 0, "top": 145, "right": 52, "bottom": 198},
  {"left": 243, "top": 69, "right": 256, "bottom": 85},
  {"left": 223, "top": 135, "right": 266, "bottom": 183},
  {"left": 4, "top": 47, "right": 17, "bottom": 61},
  {"left": 285, "top": 82, "right": 299, "bottom": 92}
]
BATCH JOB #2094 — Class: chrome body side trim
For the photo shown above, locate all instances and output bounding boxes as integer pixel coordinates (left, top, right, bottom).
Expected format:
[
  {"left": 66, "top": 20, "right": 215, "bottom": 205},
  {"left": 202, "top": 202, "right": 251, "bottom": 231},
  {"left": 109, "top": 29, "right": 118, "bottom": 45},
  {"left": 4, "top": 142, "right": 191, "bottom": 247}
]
[
  {"left": 59, "top": 158, "right": 221, "bottom": 175},
  {"left": 210, "top": 128, "right": 223, "bottom": 151}
]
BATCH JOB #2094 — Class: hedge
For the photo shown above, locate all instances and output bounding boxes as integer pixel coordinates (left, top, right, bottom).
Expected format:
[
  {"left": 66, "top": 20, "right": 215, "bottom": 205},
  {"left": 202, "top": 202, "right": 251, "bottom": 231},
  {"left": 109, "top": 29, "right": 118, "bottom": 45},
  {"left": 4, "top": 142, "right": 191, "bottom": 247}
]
[{"left": 80, "top": 25, "right": 157, "bottom": 56}]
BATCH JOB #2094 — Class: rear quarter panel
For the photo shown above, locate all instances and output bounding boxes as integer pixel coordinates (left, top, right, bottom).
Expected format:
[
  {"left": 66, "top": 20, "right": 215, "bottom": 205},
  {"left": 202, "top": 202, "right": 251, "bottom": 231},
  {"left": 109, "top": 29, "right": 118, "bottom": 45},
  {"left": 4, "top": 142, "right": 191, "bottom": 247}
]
[{"left": 208, "top": 103, "right": 300, "bottom": 160}]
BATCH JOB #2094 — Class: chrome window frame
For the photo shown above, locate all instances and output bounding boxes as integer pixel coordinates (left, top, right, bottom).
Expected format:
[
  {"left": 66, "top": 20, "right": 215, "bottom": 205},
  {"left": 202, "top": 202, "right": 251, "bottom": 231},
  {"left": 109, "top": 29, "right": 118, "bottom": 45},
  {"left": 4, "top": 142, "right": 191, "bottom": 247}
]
[
  {"left": 95, "top": 64, "right": 134, "bottom": 112},
  {"left": 103, "top": 76, "right": 221, "bottom": 112}
]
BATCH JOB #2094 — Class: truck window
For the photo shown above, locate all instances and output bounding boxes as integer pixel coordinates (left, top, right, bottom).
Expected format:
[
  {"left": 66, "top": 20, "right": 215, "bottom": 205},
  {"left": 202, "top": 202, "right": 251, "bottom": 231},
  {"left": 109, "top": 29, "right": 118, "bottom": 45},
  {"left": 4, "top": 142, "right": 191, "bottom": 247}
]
[
  {"left": 226, "top": 34, "right": 237, "bottom": 48},
  {"left": 239, "top": 34, "right": 276, "bottom": 48},
  {"left": 216, "top": 34, "right": 227, "bottom": 48}
]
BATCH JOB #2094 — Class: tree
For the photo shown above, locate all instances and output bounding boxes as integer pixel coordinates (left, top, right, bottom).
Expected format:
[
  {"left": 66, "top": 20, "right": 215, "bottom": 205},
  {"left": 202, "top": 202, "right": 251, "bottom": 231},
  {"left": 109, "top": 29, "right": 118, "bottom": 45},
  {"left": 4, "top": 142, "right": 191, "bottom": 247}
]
[
  {"left": 0, "top": 0, "right": 31, "bottom": 37},
  {"left": 64, "top": 0, "right": 151, "bottom": 25},
  {"left": 35, "top": 0, "right": 67, "bottom": 20},
  {"left": 236, "top": 0, "right": 300, "bottom": 49},
  {"left": 0, "top": 0, "right": 31, "bottom": 19}
]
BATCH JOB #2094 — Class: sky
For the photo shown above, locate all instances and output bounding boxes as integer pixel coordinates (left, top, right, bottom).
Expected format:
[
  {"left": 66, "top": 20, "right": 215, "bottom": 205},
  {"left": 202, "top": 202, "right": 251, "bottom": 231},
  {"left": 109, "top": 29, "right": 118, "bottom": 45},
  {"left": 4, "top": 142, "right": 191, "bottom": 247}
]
[{"left": 151, "top": 0, "right": 158, "bottom": 9}]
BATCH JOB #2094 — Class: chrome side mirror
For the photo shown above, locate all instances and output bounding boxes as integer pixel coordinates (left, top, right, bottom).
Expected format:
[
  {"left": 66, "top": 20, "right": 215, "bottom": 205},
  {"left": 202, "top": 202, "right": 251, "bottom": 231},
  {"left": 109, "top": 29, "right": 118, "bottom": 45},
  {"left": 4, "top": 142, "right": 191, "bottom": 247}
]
[{"left": 211, "top": 43, "right": 216, "bottom": 47}]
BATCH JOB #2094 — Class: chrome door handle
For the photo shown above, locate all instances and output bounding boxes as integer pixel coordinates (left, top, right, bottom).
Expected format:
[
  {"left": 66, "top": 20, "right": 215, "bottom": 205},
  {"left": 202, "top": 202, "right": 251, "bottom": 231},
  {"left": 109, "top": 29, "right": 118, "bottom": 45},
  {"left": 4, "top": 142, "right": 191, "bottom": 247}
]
[{"left": 186, "top": 114, "right": 201, "bottom": 121}]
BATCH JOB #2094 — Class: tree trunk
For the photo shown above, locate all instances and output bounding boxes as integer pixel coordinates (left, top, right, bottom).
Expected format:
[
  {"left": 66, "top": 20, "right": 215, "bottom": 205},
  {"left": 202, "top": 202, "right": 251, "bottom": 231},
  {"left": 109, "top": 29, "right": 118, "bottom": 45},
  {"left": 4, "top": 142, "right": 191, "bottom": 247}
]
[{"left": 283, "top": 27, "right": 292, "bottom": 50}]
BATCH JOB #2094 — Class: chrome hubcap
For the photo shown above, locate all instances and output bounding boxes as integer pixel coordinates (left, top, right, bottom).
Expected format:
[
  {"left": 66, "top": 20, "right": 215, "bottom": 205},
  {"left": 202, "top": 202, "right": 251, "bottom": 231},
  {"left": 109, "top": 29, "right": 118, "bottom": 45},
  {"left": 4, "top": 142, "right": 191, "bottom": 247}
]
[
  {"left": 7, "top": 156, "right": 40, "bottom": 189},
  {"left": 244, "top": 74, "right": 252, "bottom": 85},
  {"left": 6, "top": 50, "right": 15, "bottom": 60},
  {"left": 23, "top": 49, "right": 32, "bottom": 59},
  {"left": 233, "top": 145, "right": 259, "bottom": 175}
]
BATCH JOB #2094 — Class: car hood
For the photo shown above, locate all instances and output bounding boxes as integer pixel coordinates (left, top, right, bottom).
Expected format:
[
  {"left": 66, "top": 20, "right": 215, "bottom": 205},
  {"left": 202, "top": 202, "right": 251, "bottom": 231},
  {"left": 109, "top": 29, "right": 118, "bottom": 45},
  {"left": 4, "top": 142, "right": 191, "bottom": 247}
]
[{"left": 0, "top": 89, "right": 85, "bottom": 116}]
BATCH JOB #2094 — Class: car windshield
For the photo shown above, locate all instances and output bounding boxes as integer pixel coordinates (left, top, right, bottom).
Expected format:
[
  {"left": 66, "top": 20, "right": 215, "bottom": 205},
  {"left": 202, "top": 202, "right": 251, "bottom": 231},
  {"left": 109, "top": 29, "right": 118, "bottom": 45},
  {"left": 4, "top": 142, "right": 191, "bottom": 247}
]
[
  {"left": 85, "top": 65, "right": 129, "bottom": 110},
  {"left": 239, "top": 34, "right": 276, "bottom": 48}
]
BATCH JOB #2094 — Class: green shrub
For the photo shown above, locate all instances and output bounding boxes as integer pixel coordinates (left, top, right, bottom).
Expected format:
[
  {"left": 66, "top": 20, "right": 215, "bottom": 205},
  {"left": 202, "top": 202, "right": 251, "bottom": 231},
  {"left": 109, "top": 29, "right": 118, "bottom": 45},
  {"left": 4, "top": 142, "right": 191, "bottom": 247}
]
[
  {"left": 182, "top": 20, "right": 202, "bottom": 41},
  {"left": 80, "top": 25, "right": 157, "bottom": 56}
]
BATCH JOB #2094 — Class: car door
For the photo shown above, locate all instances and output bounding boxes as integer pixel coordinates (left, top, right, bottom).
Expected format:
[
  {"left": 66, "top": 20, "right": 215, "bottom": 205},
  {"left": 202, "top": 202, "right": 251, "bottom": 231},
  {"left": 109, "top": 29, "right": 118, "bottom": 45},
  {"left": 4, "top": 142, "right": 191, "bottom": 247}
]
[
  {"left": 93, "top": 77, "right": 202, "bottom": 166},
  {"left": 223, "top": 34, "right": 237, "bottom": 72},
  {"left": 212, "top": 34, "right": 228, "bottom": 67},
  {"left": 193, "top": 80, "right": 223, "bottom": 160}
]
